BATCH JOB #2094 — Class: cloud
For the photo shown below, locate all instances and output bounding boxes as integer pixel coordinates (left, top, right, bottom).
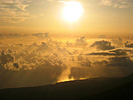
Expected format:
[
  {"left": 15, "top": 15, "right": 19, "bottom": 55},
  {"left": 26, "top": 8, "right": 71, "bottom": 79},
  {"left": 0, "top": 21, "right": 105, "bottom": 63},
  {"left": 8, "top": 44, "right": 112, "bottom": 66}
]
[
  {"left": 87, "top": 48, "right": 133, "bottom": 56},
  {"left": 0, "top": 50, "right": 14, "bottom": 65},
  {"left": 107, "top": 57, "right": 133, "bottom": 67},
  {"left": 98, "top": 35, "right": 107, "bottom": 39},
  {"left": 0, "top": 41, "right": 67, "bottom": 88},
  {"left": 0, "top": 0, "right": 33, "bottom": 23},
  {"left": 88, "top": 52, "right": 116, "bottom": 56},
  {"left": 0, "top": 62, "right": 65, "bottom": 88},
  {"left": 75, "top": 37, "right": 87, "bottom": 47},
  {"left": 69, "top": 67, "right": 92, "bottom": 80},
  {"left": 51, "top": 0, "right": 133, "bottom": 8},
  {"left": 0, "top": 35, "right": 132, "bottom": 88},
  {"left": 111, "top": 37, "right": 123, "bottom": 47},
  {"left": 0, "top": 33, "right": 28, "bottom": 37},
  {"left": 13, "top": 62, "right": 19, "bottom": 68},
  {"left": 100, "top": 0, "right": 133, "bottom": 8},
  {"left": 80, "top": 60, "right": 92, "bottom": 67},
  {"left": 0, "top": 0, "right": 29, "bottom": 11},
  {"left": 91, "top": 55, "right": 133, "bottom": 67},
  {"left": 32, "top": 33, "right": 50, "bottom": 39},
  {"left": 1, "top": 0, "right": 131, "bottom": 23},
  {"left": 69, "top": 55, "right": 133, "bottom": 80},
  {"left": 90, "top": 40, "right": 115, "bottom": 50},
  {"left": 101, "top": 0, "right": 111, "bottom": 6},
  {"left": 125, "top": 41, "right": 133, "bottom": 48},
  {"left": 69, "top": 60, "right": 133, "bottom": 80}
]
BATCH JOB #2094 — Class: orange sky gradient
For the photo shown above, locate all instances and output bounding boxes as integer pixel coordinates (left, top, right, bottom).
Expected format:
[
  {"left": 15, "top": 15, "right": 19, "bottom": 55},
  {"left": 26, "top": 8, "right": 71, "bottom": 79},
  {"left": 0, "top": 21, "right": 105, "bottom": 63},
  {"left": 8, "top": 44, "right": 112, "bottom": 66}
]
[{"left": 0, "top": 0, "right": 132, "bottom": 35}]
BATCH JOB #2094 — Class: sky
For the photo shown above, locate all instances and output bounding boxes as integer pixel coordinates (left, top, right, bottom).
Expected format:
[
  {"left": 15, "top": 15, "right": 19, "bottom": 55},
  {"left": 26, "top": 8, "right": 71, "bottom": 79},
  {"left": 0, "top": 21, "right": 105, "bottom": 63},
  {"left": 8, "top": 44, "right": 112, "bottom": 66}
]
[
  {"left": 0, "top": 0, "right": 133, "bottom": 89},
  {"left": 0, "top": 0, "right": 133, "bottom": 35}
]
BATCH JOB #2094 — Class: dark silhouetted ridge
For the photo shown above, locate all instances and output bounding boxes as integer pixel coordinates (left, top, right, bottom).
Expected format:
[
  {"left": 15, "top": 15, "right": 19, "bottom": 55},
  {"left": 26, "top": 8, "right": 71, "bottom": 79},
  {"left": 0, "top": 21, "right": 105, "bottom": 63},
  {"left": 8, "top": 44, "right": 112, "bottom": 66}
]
[
  {"left": 79, "top": 81, "right": 133, "bottom": 100},
  {"left": 0, "top": 74, "right": 132, "bottom": 100}
]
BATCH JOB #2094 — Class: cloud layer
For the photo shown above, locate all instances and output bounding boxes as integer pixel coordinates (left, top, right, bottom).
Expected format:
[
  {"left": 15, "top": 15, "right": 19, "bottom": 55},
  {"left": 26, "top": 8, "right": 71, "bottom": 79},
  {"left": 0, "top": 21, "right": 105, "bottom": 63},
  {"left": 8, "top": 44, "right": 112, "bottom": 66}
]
[{"left": 0, "top": 34, "right": 133, "bottom": 88}]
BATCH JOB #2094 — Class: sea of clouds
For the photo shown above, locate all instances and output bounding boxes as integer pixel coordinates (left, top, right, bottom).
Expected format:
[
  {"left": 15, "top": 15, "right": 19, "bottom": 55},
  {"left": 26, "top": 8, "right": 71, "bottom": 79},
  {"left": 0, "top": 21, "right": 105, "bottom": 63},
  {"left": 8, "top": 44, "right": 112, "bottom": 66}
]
[{"left": 0, "top": 33, "right": 133, "bottom": 88}]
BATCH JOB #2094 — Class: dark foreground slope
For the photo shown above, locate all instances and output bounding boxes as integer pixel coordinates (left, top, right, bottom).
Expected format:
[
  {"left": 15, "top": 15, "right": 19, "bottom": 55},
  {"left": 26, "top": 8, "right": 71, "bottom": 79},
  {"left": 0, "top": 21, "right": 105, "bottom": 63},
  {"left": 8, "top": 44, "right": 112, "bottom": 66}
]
[
  {"left": 0, "top": 74, "right": 133, "bottom": 100},
  {"left": 79, "top": 81, "right": 133, "bottom": 100}
]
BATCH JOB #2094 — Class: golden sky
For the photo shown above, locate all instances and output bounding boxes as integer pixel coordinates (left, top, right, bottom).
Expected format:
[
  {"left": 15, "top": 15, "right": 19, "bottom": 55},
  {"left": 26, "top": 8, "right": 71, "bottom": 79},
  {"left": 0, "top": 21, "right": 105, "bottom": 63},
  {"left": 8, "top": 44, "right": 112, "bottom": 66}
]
[{"left": 0, "top": 0, "right": 133, "bottom": 35}]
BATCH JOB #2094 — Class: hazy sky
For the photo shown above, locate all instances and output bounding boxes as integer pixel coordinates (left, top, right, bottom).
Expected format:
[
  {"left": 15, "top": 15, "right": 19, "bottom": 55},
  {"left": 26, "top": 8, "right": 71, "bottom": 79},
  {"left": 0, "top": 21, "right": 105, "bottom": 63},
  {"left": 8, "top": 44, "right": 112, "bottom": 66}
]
[{"left": 0, "top": 0, "right": 133, "bottom": 35}]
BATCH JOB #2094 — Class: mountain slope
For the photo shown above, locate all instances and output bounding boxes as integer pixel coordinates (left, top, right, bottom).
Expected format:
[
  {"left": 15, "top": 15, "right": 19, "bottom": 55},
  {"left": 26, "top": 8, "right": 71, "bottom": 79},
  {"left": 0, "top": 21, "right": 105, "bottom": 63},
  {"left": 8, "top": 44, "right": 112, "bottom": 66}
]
[
  {"left": 79, "top": 81, "right": 133, "bottom": 100},
  {"left": 0, "top": 74, "right": 132, "bottom": 100}
]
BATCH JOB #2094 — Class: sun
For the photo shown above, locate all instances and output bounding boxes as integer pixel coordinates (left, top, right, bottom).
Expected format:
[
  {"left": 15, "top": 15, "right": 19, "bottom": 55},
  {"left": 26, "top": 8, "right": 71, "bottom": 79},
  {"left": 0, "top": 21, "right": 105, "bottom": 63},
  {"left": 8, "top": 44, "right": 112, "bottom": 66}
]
[{"left": 62, "top": 1, "right": 83, "bottom": 22}]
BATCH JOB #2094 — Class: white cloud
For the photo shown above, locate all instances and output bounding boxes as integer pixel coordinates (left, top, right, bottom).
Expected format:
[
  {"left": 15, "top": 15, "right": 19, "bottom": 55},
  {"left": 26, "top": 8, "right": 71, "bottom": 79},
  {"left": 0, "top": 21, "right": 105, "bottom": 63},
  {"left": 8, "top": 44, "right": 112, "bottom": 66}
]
[
  {"left": 100, "top": 0, "right": 133, "bottom": 8},
  {"left": 0, "top": 0, "right": 33, "bottom": 23},
  {"left": 46, "top": 0, "right": 133, "bottom": 8},
  {"left": 101, "top": 0, "right": 111, "bottom": 6}
]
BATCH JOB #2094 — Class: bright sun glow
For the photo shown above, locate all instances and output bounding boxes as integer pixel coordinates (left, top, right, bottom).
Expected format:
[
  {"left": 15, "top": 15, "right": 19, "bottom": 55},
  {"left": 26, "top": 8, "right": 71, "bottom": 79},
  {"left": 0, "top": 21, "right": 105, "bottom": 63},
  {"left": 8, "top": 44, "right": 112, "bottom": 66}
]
[{"left": 63, "top": 1, "right": 83, "bottom": 22}]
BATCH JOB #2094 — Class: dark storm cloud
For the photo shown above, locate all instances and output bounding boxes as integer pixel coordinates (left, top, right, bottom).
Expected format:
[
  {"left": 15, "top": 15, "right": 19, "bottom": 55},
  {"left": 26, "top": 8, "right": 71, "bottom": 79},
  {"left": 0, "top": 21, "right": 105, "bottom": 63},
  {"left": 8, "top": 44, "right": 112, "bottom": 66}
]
[{"left": 90, "top": 40, "right": 115, "bottom": 50}]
